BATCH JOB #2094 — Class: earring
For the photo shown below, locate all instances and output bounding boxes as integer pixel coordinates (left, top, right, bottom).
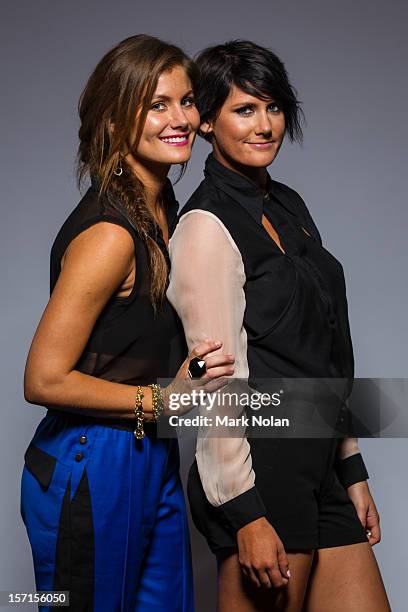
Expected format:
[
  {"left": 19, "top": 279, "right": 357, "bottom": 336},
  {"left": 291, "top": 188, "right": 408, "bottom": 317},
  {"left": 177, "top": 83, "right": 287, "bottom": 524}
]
[{"left": 114, "top": 159, "right": 123, "bottom": 176}]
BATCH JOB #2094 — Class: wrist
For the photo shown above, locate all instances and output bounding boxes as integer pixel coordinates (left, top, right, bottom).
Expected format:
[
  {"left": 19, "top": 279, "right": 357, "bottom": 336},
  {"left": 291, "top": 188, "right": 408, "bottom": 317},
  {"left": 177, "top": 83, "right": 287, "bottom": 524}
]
[
  {"left": 237, "top": 516, "right": 268, "bottom": 536},
  {"left": 148, "top": 383, "right": 164, "bottom": 421},
  {"left": 216, "top": 486, "right": 267, "bottom": 535},
  {"left": 162, "top": 384, "right": 171, "bottom": 416},
  {"left": 133, "top": 385, "right": 145, "bottom": 440},
  {"left": 140, "top": 385, "right": 165, "bottom": 418},
  {"left": 347, "top": 479, "right": 369, "bottom": 490}
]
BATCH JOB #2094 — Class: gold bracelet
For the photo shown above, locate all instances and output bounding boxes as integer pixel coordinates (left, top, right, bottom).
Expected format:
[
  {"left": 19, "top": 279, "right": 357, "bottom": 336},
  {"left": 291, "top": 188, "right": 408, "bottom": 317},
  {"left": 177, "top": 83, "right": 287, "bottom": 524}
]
[
  {"left": 148, "top": 383, "right": 164, "bottom": 421},
  {"left": 133, "top": 385, "right": 145, "bottom": 440}
]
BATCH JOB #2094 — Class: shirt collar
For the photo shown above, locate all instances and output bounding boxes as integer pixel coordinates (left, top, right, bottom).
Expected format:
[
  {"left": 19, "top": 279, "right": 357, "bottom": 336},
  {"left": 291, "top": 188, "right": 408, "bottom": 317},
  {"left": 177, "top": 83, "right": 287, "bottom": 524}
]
[
  {"left": 203, "top": 152, "right": 298, "bottom": 223},
  {"left": 204, "top": 153, "right": 267, "bottom": 224}
]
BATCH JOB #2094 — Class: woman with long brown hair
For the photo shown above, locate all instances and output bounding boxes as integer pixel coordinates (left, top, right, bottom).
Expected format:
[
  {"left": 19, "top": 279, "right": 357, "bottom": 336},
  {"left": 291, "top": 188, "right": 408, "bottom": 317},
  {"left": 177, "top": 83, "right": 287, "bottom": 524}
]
[{"left": 21, "top": 35, "right": 234, "bottom": 611}]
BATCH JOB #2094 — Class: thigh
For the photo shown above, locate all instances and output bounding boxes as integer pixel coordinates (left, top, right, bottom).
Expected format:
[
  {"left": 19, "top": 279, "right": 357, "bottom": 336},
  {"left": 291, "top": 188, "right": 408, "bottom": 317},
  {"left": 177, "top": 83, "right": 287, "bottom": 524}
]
[
  {"left": 21, "top": 429, "right": 95, "bottom": 612},
  {"left": 21, "top": 419, "right": 171, "bottom": 612},
  {"left": 217, "top": 550, "right": 315, "bottom": 612},
  {"left": 21, "top": 459, "right": 71, "bottom": 604},
  {"left": 134, "top": 440, "right": 194, "bottom": 612},
  {"left": 303, "top": 542, "right": 391, "bottom": 612},
  {"left": 250, "top": 438, "right": 328, "bottom": 550},
  {"left": 317, "top": 463, "right": 370, "bottom": 549},
  {"left": 89, "top": 427, "right": 173, "bottom": 611}
]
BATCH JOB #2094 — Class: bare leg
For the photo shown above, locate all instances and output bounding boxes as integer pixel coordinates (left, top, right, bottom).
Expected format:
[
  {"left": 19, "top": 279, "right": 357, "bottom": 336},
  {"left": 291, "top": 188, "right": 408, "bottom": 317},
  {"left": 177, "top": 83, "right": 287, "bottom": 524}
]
[
  {"left": 303, "top": 542, "right": 391, "bottom": 612},
  {"left": 217, "top": 550, "right": 315, "bottom": 612}
]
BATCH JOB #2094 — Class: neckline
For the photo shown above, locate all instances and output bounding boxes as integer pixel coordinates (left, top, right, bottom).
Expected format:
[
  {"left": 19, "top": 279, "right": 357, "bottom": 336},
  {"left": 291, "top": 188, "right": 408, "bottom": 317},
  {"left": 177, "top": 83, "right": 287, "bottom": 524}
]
[{"left": 261, "top": 214, "right": 286, "bottom": 255}]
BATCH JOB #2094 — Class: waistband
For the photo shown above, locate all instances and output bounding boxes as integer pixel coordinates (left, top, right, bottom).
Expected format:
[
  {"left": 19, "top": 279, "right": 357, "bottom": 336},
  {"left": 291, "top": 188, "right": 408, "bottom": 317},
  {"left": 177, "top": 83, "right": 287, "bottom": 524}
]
[{"left": 46, "top": 409, "right": 157, "bottom": 434}]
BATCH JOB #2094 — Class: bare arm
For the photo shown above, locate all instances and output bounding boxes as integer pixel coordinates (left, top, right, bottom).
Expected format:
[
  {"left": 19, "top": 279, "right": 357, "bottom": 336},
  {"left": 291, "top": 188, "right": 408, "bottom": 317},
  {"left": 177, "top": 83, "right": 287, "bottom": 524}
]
[
  {"left": 24, "top": 219, "right": 232, "bottom": 419},
  {"left": 336, "top": 436, "right": 360, "bottom": 459},
  {"left": 24, "top": 221, "right": 155, "bottom": 417}
]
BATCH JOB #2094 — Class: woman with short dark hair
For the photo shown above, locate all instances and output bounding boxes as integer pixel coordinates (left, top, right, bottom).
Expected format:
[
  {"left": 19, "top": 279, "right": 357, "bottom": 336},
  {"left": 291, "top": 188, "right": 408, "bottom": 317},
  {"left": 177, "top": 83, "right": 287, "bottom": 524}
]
[{"left": 168, "top": 40, "right": 391, "bottom": 611}]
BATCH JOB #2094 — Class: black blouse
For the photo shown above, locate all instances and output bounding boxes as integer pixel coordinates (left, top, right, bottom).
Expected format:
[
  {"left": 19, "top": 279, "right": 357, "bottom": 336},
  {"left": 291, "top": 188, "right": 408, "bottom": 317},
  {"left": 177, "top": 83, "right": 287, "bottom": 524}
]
[
  {"left": 168, "top": 153, "right": 365, "bottom": 532},
  {"left": 202, "top": 154, "right": 355, "bottom": 381}
]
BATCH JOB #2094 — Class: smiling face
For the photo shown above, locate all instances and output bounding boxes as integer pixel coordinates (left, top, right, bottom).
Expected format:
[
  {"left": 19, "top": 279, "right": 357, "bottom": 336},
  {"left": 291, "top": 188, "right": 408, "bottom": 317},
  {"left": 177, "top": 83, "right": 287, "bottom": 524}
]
[
  {"left": 201, "top": 85, "right": 286, "bottom": 177},
  {"left": 129, "top": 64, "right": 200, "bottom": 169}
]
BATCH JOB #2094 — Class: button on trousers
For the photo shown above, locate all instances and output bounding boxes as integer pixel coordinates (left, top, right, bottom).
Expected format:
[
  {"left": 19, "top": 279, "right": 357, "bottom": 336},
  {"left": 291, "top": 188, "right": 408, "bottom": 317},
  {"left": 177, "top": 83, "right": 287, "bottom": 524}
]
[{"left": 21, "top": 413, "right": 194, "bottom": 611}]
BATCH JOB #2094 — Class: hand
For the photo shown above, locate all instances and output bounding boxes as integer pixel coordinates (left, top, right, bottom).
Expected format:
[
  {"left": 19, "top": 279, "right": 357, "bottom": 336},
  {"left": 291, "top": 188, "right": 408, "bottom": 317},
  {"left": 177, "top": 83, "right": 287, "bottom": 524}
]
[
  {"left": 163, "top": 339, "right": 235, "bottom": 416},
  {"left": 237, "top": 517, "right": 291, "bottom": 589},
  {"left": 346, "top": 480, "right": 381, "bottom": 546}
]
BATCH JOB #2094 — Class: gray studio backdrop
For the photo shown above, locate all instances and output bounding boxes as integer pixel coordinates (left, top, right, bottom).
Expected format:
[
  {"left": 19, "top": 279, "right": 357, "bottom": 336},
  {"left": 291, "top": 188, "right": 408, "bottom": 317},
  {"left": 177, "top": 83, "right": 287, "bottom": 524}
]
[{"left": 1, "top": 0, "right": 407, "bottom": 610}]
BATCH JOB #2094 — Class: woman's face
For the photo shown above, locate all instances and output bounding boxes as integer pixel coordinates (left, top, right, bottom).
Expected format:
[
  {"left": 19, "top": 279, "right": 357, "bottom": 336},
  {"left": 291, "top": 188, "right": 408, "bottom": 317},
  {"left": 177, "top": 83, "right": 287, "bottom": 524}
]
[
  {"left": 131, "top": 65, "right": 200, "bottom": 167},
  {"left": 202, "top": 85, "right": 286, "bottom": 171}
]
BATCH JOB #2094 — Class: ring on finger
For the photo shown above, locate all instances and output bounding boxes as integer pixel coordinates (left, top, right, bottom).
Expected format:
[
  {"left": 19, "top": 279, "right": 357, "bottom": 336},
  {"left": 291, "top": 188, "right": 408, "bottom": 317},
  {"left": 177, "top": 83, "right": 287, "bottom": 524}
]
[{"left": 188, "top": 356, "right": 207, "bottom": 379}]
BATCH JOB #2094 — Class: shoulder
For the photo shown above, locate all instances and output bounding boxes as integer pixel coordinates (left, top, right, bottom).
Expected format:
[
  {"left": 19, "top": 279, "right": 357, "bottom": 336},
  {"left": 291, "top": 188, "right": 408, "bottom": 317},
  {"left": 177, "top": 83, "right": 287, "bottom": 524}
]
[
  {"left": 179, "top": 178, "right": 231, "bottom": 217},
  {"left": 171, "top": 209, "right": 240, "bottom": 258},
  {"left": 53, "top": 187, "right": 137, "bottom": 251},
  {"left": 68, "top": 221, "right": 134, "bottom": 255},
  {"left": 58, "top": 224, "right": 134, "bottom": 296},
  {"left": 51, "top": 188, "right": 136, "bottom": 276},
  {"left": 168, "top": 210, "right": 245, "bottom": 292}
]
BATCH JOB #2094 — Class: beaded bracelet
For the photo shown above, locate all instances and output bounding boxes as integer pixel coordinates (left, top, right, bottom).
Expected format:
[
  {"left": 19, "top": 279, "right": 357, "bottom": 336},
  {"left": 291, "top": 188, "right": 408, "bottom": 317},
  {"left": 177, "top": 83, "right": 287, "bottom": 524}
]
[
  {"left": 133, "top": 385, "right": 145, "bottom": 440},
  {"left": 148, "top": 383, "right": 164, "bottom": 421}
]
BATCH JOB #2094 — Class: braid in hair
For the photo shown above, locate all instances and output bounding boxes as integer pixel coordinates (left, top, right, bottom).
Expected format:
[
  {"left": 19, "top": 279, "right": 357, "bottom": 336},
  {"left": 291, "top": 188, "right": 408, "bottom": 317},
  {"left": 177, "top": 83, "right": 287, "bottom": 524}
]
[{"left": 106, "top": 161, "right": 169, "bottom": 311}]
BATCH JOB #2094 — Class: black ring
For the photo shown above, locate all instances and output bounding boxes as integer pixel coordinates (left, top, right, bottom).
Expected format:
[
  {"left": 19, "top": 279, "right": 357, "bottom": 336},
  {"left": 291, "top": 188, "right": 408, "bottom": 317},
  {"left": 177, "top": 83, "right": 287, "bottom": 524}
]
[{"left": 188, "top": 356, "right": 207, "bottom": 379}]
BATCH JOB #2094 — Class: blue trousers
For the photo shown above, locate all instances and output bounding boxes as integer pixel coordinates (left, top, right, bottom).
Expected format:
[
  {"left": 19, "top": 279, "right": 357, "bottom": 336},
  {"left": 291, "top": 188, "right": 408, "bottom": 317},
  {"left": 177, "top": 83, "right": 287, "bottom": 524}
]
[{"left": 20, "top": 412, "right": 194, "bottom": 611}]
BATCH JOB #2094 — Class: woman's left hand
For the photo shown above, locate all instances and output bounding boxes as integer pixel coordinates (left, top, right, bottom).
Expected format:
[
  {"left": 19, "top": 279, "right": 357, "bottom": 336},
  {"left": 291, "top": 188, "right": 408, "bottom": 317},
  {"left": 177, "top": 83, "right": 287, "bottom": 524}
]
[{"left": 346, "top": 480, "right": 381, "bottom": 546}]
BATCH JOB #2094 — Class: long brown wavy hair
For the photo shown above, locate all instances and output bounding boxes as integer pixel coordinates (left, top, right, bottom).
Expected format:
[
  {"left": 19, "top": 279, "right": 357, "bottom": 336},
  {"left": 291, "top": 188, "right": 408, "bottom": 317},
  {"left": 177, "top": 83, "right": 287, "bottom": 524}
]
[{"left": 76, "top": 34, "right": 198, "bottom": 309}]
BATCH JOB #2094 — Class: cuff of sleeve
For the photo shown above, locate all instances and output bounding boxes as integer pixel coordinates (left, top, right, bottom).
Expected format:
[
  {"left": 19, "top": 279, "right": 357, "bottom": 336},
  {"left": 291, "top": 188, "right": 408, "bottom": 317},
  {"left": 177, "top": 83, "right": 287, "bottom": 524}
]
[
  {"left": 335, "top": 452, "right": 369, "bottom": 488},
  {"left": 216, "top": 486, "right": 267, "bottom": 535}
]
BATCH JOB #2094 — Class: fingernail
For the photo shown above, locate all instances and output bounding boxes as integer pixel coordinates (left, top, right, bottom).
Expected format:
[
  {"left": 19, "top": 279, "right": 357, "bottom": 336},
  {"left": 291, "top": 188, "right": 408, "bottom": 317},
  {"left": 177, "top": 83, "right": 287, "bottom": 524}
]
[
  {"left": 214, "top": 340, "right": 222, "bottom": 346},
  {"left": 286, "top": 569, "right": 291, "bottom": 578}
]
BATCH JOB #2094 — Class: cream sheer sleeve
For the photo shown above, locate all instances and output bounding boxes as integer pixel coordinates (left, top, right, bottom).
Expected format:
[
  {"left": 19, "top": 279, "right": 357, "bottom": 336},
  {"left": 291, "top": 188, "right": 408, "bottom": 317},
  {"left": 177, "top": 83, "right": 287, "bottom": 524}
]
[{"left": 167, "top": 211, "right": 267, "bottom": 528}]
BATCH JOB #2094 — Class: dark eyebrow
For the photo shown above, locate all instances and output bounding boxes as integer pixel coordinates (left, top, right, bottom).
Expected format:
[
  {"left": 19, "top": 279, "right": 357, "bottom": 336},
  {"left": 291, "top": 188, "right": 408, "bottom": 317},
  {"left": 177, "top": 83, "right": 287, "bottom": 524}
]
[
  {"left": 151, "top": 89, "right": 194, "bottom": 102},
  {"left": 230, "top": 98, "right": 277, "bottom": 109},
  {"left": 230, "top": 102, "right": 257, "bottom": 110}
]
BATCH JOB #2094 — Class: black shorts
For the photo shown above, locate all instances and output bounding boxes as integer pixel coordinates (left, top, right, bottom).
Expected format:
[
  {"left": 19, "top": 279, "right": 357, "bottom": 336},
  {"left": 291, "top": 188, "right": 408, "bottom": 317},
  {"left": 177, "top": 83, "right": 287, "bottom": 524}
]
[{"left": 187, "top": 434, "right": 369, "bottom": 555}]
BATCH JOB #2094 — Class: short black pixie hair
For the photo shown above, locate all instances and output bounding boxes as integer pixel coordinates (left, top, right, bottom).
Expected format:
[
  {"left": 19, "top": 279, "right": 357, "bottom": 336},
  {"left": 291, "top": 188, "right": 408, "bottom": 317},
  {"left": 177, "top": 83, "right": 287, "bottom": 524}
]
[{"left": 195, "top": 40, "right": 304, "bottom": 143}]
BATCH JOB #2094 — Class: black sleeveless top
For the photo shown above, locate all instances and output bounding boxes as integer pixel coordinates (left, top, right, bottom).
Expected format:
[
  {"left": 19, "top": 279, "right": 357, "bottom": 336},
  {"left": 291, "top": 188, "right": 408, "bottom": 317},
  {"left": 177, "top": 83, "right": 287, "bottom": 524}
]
[{"left": 49, "top": 179, "right": 186, "bottom": 388}]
